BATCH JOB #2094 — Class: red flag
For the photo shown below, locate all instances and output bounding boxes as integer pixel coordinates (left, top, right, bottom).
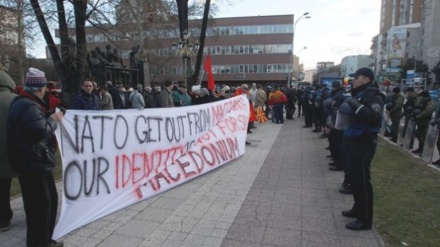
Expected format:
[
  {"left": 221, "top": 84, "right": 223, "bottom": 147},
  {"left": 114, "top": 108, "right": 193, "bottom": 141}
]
[{"left": 204, "top": 53, "right": 215, "bottom": 91}]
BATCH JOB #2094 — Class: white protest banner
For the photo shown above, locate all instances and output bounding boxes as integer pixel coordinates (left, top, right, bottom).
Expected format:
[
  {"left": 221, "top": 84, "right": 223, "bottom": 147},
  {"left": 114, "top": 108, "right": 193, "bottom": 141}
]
[{"left": 53, "top": 95, "right": 250, "bottom": 239}]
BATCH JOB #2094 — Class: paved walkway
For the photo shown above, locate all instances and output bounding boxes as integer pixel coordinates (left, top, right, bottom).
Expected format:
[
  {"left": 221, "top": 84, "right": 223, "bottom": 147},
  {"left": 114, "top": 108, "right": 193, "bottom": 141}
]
[{"left": 1, "top": 118, "right": 385, "bottom": 247}]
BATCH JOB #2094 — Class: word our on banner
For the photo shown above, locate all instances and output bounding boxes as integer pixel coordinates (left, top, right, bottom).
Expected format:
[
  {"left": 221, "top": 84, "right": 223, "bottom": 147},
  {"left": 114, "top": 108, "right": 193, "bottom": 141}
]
[{"left": 52, "top": 95, "right": 250, "bottom": 239}]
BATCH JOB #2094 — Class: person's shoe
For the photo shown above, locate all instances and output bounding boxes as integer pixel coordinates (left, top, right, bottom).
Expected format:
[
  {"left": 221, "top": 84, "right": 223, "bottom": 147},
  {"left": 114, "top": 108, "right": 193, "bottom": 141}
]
[
  {"left": 341, "top": 209, "right": 357, "bottom": 218},
  {"left": 247, "top": 130, "right": 252, "bottom": 134},
  {"left": 412, "top": 148, "right": 423, "bottom": 154},
  {"left": 302, "top": 125, "right": 310, "bottom": 128},
  {"left": 345, "top": 220, "right": 371, "bottom": 230},
  {"left": 329, "top": 166, "right": 344, "bottom": 171},
  {"left": 312, "top": 129, "right": 320, "bottom": 132},
  {"left": 48, "top": 240, "right": 64, "bottom": 247},
  {"left": 245, "top": 141, "right": 251, "bottom": 145},
  {"left": 432, "top": 159, "right": 440, "bottom": 165},
  {"left": 0, "top": 221, "right": 11, "bottom": 232}
]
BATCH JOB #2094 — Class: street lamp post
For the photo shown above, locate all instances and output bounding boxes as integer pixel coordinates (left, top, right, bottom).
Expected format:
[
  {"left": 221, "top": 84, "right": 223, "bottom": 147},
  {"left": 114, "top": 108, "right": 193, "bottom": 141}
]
[
  {"left": 297, "top": 46, "right": 307, "bottom": 81},
  {"left": 172, "top": 30, "right": 200, "bottom": 87},
  {"left": 288, "top": 12, "right": 310, "bottom": 87}
]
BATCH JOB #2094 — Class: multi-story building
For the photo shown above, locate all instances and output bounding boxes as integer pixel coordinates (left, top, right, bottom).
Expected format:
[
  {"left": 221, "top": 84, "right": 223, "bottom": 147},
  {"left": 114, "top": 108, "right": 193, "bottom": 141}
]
[
  {"left": 340, "top": 55, "right": 371, "bottom": 78},
  {"left": 198, "top": 15, "right": 294, "bottom": 87},
  {"left": 55, "top": 14, "right": 298, "bottom": 88},
  {"left": 373, "top": 0, "right": 440, "bottom": 83}
]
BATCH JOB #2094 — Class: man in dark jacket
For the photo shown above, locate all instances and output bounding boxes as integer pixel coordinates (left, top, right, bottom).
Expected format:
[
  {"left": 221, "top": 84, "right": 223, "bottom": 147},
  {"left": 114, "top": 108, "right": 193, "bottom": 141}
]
[
  {"left": 7, "top": 68, "right": 64, "bottom": 246},
  {"left": 341, "top": 68, "right": 384, "bottom": 231},
  {"left": 71, "top": 79, "right": 100, "bottom": 110},
  {"left": 0, "top": 70, "right": 17, "bottom": 232}
]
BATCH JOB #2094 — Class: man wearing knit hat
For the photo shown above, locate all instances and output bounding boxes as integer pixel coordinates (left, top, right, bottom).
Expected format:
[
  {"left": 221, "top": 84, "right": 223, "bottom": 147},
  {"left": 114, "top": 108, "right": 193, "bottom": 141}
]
[
  {"left": 0, "top": 70, "right": 17, "bottom": 232},
  {"left": 7, "top": 67, "right": 64, "bottom": 247}
]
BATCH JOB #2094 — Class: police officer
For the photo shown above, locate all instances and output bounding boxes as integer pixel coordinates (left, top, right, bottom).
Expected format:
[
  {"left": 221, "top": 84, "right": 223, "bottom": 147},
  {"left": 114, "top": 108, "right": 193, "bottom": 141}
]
[
  {"left": 411, "top": 90, "right": 435, "bottom": 154},
  {"left": 327, "top": 82, "right": 349, "bottom": 172},
  {"left": 340, "top": 67, "right": 384, "bottom": 231},
  {"left": 302, "top": 86, "right": 313, "bottom": 128},
  {"left": 312, "top": 85, "right": 323, "bottom": 132},
  {"left": 402, "top": 87, "right": 418, "bottom": 148},
  {"left": 386, "top": 87, "right": 404, "bottom": 143}
]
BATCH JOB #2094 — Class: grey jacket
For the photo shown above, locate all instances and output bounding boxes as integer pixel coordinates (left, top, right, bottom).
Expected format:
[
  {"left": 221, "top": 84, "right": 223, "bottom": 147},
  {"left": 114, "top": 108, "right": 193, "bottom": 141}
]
[{"left": 0, "top": 71, "right": 17, "bottom": 178}]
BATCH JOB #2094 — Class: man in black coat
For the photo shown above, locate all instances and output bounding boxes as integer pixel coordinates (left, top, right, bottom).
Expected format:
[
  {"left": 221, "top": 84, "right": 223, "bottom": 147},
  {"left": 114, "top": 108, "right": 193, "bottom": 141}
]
[{"left": 7, "top": 68, "right": 64, "bottom": 247}]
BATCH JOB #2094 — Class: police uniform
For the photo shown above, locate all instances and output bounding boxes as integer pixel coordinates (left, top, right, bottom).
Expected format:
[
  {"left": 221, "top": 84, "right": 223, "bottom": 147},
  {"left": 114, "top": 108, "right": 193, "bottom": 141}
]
[
  {"left": 387, "top": 87, "right": 404, "bottom": 142},
  {"left": 341, "top": 68, "right": 384, "bottom": 231},
  {"left": 412, "top": 90, "right": 435, "bottom": 153}
]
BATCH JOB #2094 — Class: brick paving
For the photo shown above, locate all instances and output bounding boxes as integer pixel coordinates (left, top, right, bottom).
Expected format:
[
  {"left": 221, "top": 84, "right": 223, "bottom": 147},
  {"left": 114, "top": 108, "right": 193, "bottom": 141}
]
[{"left": 0, "top": 118, "right": 385, "bottom": 247}]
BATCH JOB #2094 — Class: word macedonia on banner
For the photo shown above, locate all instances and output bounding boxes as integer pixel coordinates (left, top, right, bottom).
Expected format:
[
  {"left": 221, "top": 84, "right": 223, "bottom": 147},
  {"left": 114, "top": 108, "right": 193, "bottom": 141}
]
[{"left": 52, "top": 95, "right": 250, "bottom": 239}]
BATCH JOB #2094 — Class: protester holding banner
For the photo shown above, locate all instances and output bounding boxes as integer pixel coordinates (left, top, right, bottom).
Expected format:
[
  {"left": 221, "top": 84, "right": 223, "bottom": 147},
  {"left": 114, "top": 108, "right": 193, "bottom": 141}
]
[
  {"left": 234, "top": 84, "right": 254, "bottom": 145},
  {"left": 0, "top": 70, "right": 17, "bottom": 232},
  {"left": 7, "top": 67, "right": 64, "bottom": 247}
]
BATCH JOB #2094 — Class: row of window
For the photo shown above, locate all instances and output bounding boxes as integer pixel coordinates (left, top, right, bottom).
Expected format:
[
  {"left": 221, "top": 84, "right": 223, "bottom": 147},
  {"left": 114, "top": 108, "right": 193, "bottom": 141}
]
[
  {"left": 154, "top": 44, "right": 291, "bottom": 57},
  {"left": 207, "top": 24, "right": 293, "bottom": 36},
  {"left": 85, "top": 24, "right": 293, "bottom": 43},
  {"left": 151, "top": 64, "right": 292, "bottom": 76}
]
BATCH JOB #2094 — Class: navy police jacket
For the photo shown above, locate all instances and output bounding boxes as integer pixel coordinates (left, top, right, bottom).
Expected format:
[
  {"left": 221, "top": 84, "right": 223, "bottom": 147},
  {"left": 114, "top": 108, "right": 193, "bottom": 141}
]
[{"left": 344, "top": 83, "right": 385, "bottom": 137}]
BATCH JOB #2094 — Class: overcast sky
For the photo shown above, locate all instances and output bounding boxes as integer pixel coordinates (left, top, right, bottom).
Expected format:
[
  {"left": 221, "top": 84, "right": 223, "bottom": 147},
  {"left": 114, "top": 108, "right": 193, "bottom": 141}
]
[{"left": 215, "top": 0, "right": 381, "bottom": 69}]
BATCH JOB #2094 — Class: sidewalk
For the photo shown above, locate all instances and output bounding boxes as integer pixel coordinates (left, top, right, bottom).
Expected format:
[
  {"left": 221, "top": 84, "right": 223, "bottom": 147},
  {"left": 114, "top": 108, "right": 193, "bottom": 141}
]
[{"left": 1, "top": 118, "right": 385, "bottom": 247}]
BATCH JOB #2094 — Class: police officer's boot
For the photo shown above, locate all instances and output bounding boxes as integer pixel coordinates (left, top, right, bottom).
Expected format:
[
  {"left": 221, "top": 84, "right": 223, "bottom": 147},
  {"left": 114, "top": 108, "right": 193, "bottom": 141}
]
[{"left": 339, "top": 181, "right": 352, "bottom": 194}]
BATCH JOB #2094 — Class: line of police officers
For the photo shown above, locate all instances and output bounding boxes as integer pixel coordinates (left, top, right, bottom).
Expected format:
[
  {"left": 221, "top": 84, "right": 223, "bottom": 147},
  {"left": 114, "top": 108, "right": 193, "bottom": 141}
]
[{"left": 305, "top": 68, "right": 385, "bottom": 231}]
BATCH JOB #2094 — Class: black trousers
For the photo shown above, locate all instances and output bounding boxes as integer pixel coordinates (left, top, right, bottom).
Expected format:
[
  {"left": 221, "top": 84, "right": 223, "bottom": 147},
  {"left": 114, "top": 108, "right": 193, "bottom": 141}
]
[
  {"left": 346, "top": 133, "right": 378, "bottom": 226},
  {"left": 286, "top": 104, "right": 295, "bottom": 119},
  {"left": 303, "top": 103, "right": 313, "bottom": 127},
  {"left": 0, "top": 177, "right": 13, "bottom": 223},
  {"left": 329, "top": 129, "right": 343, "bottom": 164},
  {"left": 19, "top": 172, "right": 58, "bottom": 246}
]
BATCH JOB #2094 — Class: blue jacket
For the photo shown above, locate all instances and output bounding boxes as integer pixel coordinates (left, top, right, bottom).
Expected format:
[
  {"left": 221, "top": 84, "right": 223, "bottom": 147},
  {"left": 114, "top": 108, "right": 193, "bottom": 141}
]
[
  {"left": 7, "top": 93, "right": 58, "bottom": 174},
  {"left": 344, "top": 84, "right": 385, "bottom": 137},
  {"left": 71, "top": 89, "right": 100, "bottom": 110}
]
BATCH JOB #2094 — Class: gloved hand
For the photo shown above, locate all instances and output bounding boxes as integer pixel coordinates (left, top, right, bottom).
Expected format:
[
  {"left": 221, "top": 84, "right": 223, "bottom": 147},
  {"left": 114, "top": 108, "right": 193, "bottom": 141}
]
[
  {"left": 411, "top": 109, "right": 422, "bottom": 118},
  {"left": 58, "top": 106, "right": 67, "bottom": 115},
  {"left": 345, "top": 98, "right": 362, "bottom": 111}
]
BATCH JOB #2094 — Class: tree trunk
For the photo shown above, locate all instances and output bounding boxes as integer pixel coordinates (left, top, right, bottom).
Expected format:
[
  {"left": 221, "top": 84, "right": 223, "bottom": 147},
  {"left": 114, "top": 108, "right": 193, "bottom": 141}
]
[
  {"left": 74, "top": 0, "right": 87, "bottom": 89},
  {"left": 30, "top": 0, "right": 68, "bottom": 102},
  {"left": 191, "top": 0, "right": 210, "bottom": 89}
]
